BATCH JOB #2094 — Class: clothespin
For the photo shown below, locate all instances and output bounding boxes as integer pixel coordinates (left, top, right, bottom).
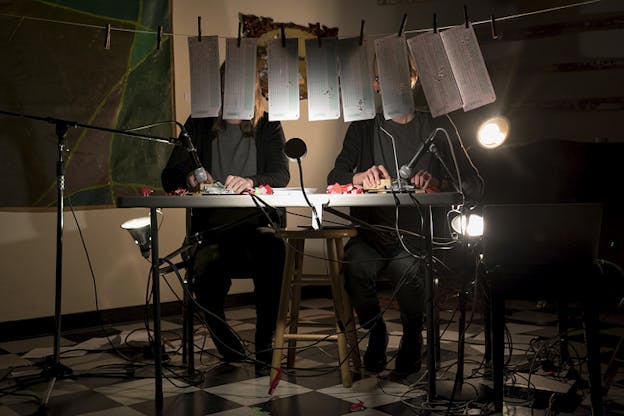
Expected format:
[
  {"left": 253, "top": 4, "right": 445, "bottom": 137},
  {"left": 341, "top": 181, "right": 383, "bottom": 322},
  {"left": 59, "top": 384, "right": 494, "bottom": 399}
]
[
  {"left": 433, "top": 13, "right": 438, "bottom": 33},
  {"left": 359, "top": 19, "right": 365, "bottom": 46},
  {"left": 398, "top": 13, "right": 407, "bottom": 37},
  {"left": 237, "top": 20, "right": 242, "bottom": 47},
  {"left": 104, "top": 23, "right": 111, "bottom": 49},
  {"left": 463, "top": 5, "right": 470, "bottom": 28},
  {"left": 490, "top": 14, "right": 499, "bottom": 39},
  {"left": 281, "top": 23, "right": 286, "bottom": 47},
  {"left": 316, "top": 22, "right": 322, "bottom": 47},
  {"left": 197, "top": 16, "right": 202, "bottom": 41},
  {"left": 157, "top": 25, "right": 163, "bottom": 49}
]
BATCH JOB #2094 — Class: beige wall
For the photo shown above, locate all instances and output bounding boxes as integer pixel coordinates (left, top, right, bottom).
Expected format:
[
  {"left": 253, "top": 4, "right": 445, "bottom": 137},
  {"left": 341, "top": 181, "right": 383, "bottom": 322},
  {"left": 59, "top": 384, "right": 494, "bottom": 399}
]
[
  {"left": 0, "top": 0, "right": 408, "bottom": 322},
  {"left": 3, "top": 0, "right": 612, "bottom": 322}
]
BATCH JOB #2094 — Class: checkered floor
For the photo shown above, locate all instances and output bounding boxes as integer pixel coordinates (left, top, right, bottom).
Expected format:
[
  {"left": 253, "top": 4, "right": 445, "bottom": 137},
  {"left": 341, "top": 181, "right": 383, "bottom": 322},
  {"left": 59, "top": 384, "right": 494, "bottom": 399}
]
[{"left": 2, "top": 296, "right": 624, "bottom": 415}]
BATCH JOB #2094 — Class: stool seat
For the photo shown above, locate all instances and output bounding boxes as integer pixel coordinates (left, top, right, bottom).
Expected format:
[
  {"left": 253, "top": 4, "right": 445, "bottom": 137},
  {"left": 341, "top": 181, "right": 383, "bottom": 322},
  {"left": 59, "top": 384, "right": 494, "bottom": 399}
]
[{"left": 270, "top": 226, "right": 360, "bottom": 390}]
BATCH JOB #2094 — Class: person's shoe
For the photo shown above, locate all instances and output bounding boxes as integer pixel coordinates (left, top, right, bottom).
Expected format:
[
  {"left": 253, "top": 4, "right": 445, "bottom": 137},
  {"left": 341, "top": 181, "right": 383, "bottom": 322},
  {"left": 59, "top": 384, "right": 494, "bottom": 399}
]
[
  {"left": 393, "top": 332, "right": 423, "bottom": 378},
  {"left": 393, "top": 356, "right": 422, "bottom": 378},
  {"left": 210, "top": 325, "right": 246, "bottom": 362},
  {"left": 254, "top": 346, "right": 273, "bottom": 377},
  {"left": 363, "top": 323, "right": 388, "bottom": 373},
  {"left": 219, "top": 343, "right": 246, "bottom": 362}
]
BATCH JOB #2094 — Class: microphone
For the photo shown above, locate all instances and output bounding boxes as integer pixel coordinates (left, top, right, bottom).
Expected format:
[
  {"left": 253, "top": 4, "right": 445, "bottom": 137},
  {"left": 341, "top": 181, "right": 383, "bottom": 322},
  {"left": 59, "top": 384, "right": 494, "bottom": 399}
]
[
  {"left": 399, "top": 129, "right": 439, "bottom": 180},
  {"left": 284, "top": 137, "right": 307, "bottom": 160},
  {"left": 284, "top": 137, "right": 322, "bottom": 229},
  {"left": 180, "top": 127, "right": 208, "bottom": 183}
]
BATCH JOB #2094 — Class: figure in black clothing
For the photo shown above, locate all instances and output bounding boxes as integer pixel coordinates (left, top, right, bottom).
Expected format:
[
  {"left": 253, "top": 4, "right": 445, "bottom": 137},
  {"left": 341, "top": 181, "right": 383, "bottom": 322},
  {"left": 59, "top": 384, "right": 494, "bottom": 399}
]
[
  {"left": 161, "top": 71, "right": 290, "bottom": 376},
  {"left": 327, "top": 71, "right": 482, "bottom": 378}
]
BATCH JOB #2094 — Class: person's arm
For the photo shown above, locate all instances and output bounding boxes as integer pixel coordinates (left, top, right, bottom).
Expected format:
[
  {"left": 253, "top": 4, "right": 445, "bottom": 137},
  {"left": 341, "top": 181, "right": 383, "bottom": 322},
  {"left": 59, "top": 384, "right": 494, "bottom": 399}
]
[
  {"left": 327, "top": 121, "right": 368, "bottom": 185},
  {"left": 161, "top": 118, "right": 193, "bottom": 193},
  {"left": 250, "top": 116, "right": 290, "bottom": 187},
  {"left": 161, "top": 117, "right": 214, "bottom": 193}
]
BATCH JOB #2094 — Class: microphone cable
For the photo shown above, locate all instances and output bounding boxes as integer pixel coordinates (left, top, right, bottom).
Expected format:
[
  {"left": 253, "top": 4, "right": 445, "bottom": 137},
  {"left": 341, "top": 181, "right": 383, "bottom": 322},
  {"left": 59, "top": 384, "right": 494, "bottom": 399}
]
[
  {"left": 295, "top": 157, "right": 322, "bottom": 230},
  {"left": 378, "top": 122, "right": 404, "bottom": 191},
  {"left": 283, "top": 137, "right": 322, "bottom": 229},
  {"left": 124, "top": 120, "right": 208, "bottom": 184}
]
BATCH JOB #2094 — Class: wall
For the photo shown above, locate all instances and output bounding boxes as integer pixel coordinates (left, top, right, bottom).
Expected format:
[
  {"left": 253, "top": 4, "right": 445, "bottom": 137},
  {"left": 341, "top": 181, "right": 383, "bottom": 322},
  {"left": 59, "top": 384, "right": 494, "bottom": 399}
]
[
  {"left": 0, "top": 0, "right": 397, "bottom": 322},
  {"left": 2, "top": 0, "right": 622, "bottom": 322}
]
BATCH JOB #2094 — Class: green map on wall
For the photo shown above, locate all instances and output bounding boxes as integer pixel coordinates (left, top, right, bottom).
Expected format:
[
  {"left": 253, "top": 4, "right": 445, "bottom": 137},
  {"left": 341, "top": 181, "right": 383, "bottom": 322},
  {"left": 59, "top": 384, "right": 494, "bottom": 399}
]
[{"left": 0, "top": 0, "right": 174, "bottom": 208}]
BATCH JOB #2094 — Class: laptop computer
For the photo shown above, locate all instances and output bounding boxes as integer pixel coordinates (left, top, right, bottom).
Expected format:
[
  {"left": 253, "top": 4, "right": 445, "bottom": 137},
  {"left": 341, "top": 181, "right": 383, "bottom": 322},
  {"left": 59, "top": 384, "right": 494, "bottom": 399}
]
[{"left": 481, "top": 203, "right": 602, "bottom": 269}]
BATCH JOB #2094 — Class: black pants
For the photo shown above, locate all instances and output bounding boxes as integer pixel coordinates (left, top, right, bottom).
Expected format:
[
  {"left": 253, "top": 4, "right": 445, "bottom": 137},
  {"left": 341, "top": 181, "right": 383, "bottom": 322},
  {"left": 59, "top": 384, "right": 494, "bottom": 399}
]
[
  {"left": 191, "top": 227, "right": 285, "bottom": 352},
  {"left": 343, "top": 237, "right": 425, "bottom": 334}
]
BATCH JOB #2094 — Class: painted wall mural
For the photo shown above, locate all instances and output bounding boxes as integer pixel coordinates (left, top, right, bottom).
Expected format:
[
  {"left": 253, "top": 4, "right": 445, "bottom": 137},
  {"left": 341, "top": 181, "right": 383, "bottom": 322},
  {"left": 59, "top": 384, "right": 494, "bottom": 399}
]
[{"left": 0, "top": 0, "right": 174, "bottom": 209}]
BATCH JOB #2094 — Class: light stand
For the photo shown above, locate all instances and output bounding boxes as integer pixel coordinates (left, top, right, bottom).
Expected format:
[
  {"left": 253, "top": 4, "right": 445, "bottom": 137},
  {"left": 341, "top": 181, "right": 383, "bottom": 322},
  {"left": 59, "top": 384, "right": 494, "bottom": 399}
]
[
  {"left": 436, "top": 235, "right": 483, "bottom": 402},
  {"left": 122, "top": 215, "right": 202, "bottom": 406},
  {"left": 434, "top": 207, "right": 485, "bottom": 403},
  {"left": 0, "top": 109, "right": 177, "bottom": 416},
  {"left": 421, "top": 141, "right": 481, "bottom": 401}
]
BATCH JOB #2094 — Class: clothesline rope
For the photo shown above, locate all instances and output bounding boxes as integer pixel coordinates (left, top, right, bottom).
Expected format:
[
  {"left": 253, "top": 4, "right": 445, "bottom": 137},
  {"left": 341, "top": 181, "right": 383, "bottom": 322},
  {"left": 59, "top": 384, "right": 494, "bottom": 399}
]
[{"left": 0, "top": 0, "right": 602, "bottom": 41}]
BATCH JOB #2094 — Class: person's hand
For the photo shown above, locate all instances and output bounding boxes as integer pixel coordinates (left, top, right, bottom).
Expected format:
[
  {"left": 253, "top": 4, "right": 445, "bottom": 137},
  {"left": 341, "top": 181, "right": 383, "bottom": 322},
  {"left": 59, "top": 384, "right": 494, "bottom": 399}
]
[
  {"left": 186, "top": 171, "right": 213, "bottom": 192},
  {"left": 353, "top": 165, "right": 390, "bottom": 187},
  {"left": 410, "top": 169, "right": 440, "bottom": 190},
  {"left": 224, "top": 175, "right": 253, "bottom": 194}
]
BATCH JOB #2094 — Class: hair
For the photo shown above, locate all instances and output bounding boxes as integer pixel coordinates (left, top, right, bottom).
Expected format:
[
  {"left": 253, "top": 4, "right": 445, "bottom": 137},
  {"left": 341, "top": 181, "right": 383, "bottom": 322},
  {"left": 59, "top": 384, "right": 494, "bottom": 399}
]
[
  {"left": 212, "top": 62, "right": 267, "bottom": 137},
  {"left": 373, "top": 51, "right": 419, "bottom": 90},
  {"left": 407, "top": 53, "right": 419, "bottom": 90}
]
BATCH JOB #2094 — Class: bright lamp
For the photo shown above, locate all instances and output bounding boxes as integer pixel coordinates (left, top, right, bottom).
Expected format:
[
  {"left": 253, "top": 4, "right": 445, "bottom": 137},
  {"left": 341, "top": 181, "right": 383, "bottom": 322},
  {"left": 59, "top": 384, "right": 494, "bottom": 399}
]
[
  {"left": 121, "top": 216, "right": 152, "bottom": 258},
  {"left": 477, "top": 116, "right": 509, "bottom": 149},
  {"left": 451, "top": 214, "right": 484, "bottom": 238}
]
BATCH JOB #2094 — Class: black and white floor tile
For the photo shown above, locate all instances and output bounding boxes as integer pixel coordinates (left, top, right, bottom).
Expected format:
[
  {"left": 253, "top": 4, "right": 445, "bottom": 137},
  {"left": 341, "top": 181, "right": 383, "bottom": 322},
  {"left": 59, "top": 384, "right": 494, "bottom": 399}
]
[{"left": 1, "top": 296, "right": 624, "bottom": 415}]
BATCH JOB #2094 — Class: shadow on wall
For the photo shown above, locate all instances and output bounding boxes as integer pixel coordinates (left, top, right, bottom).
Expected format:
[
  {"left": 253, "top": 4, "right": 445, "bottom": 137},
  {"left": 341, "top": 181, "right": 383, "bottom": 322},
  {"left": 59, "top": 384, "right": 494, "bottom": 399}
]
[{"left": 468, "top": 139, "right": 624, "bottom": 309}]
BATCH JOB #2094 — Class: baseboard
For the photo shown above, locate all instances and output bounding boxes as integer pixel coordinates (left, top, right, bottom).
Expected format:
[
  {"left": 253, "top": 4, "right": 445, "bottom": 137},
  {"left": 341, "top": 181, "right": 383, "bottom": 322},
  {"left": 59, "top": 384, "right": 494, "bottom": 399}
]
[
  {"left": 0, "top": 283, "right": 337, "bottom": 343},
  {"left": 0, "top": 292, "right": 256, "bottom": 342}
]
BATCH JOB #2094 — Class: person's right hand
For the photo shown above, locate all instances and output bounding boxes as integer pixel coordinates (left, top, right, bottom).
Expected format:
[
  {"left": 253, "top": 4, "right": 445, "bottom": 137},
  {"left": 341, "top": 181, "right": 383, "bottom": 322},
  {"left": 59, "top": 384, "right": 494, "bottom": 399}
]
[
  {"left": 186, "top": 171, "right": 213, "bottom": 192},
  {"left": 353, "top": 165, "right": 390, "bottom": 187}
]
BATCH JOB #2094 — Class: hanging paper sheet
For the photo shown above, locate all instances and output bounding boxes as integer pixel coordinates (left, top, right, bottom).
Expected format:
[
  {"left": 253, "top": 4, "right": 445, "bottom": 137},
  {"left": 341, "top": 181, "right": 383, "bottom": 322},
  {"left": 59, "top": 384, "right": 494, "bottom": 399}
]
[
  {"left": 337, "top": 37, "right": 376, "bottom": 122},
  {"left": 267, "top": 38, "right": 300, "bottom": 121},
  {"left": 305, "top": 37, "right": 340, "bottom": 121}
]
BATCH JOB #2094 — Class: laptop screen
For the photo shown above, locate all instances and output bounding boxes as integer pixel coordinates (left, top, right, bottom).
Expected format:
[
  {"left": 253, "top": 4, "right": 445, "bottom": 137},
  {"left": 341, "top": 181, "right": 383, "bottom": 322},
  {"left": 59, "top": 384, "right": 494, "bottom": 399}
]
[{"left": 481, "top": 203, "right": 602, "bottom": 269}]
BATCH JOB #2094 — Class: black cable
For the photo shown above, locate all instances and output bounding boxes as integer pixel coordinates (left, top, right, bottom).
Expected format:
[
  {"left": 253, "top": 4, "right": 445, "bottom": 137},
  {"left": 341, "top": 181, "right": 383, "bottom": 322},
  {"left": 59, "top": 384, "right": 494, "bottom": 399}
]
[{"left": 296, "top": 158, "right": 322, "bottom": 229}]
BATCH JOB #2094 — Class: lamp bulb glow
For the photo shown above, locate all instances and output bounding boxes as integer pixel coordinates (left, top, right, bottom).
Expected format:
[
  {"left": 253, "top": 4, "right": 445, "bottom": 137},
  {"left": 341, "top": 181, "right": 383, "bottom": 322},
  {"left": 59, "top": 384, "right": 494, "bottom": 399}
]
[{"left": 477, "top": 116, "right": 509, "bottom": 149}]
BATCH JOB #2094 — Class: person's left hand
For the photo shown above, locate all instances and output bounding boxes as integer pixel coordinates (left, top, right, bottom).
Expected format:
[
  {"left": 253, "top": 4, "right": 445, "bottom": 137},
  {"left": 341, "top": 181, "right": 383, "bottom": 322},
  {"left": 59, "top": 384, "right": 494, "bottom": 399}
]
[
  {"left": 410, "top": 169, "right": 440, "bottom": 190},
  {"left": 224, "top": 175, "right": 254, "bottom": 194}
]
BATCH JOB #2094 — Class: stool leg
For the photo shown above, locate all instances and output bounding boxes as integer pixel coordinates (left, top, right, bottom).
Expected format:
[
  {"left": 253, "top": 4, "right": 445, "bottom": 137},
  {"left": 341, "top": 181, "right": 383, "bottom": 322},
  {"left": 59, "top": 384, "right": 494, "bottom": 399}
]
[
  {"left": 287, "top": 240, "right": 305, "bottom": 368},
  {"left": 327, "top": 237, "right": 353, "bottom": 387},
  {"left": 270, "top": 238, "right": 296, "bottom": 387},
  {"left": 336, "top": 236, "right": 361, "bottom": 373}
]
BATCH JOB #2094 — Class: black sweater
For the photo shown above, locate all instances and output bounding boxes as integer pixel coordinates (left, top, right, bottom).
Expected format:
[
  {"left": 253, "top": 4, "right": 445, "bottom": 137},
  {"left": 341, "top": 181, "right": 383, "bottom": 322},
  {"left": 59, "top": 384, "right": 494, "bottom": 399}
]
[
  {"left": 327, "top": 112, "right": 482, "bottom": 251},
  {"left": 162, "top": 114, "right": 290, "bottom": 235}
]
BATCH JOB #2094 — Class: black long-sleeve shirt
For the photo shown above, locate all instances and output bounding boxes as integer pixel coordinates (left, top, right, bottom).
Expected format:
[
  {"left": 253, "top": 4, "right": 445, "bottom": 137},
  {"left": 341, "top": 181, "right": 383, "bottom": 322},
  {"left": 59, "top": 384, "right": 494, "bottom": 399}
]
[
  {"left": 162, "top": 114, "right": 290, "bottom": 235},
  {"left": 327, "top": 111, "right": 482, "bottom": 252}
]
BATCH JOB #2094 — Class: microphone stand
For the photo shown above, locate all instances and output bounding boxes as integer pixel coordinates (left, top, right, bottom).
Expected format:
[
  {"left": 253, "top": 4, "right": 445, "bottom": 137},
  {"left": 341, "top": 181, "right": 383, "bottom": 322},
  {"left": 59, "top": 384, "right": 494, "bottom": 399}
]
[
  {"left": 0, "top": 109, "right": 178, "bottom": 415},
  {"left": 428, "top": 143, "right": 461, "bottom": 193}
]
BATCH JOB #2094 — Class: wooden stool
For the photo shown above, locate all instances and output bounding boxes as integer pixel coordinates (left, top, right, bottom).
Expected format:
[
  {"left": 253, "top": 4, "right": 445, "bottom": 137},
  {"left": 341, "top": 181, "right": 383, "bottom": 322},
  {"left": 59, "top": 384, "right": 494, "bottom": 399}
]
[{"left": 270, "top": 227, "right": 361, "bottom": 388}]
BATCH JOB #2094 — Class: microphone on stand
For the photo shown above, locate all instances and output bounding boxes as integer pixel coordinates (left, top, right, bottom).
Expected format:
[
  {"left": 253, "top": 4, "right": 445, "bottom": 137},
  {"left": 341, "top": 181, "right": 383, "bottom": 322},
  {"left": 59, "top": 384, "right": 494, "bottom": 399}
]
[
  {"left": 284, "top": 137, "right": 322, "bottom": 229},
  {"left": 398, "top": 128, "right": 441, "bottom": 180},
  {"left": 284, "top": 137, "right": 307, "bottom": 160},
  {"left": 179, "top": 127, "right": 208, "bottom": 183}
]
